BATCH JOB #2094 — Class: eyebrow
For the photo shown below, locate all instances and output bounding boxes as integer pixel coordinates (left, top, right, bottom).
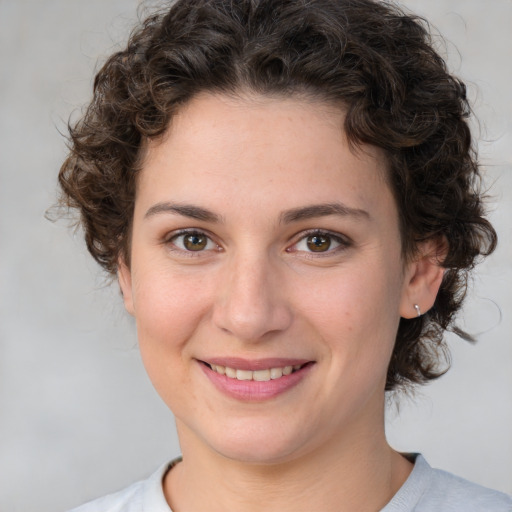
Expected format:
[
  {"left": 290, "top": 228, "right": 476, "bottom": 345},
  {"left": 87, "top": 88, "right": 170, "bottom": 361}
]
[
  {"left": 144, "top": 202, "right": 223, "bottom": 223},
  {"left": 144, "top": 201, "right": 370, "bottom": 224},
  {"left": 280, "top": 202, "right": 370, "bottom": 224}
]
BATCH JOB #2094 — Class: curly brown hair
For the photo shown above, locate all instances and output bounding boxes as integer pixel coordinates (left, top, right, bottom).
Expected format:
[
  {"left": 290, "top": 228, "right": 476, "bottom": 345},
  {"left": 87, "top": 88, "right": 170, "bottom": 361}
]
[{"left": 58, "top": 0, "right": 497, "bottom": 391}]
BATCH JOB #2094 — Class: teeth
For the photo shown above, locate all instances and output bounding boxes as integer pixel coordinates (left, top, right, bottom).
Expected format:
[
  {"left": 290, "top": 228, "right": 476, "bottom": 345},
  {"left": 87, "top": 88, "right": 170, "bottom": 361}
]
[
  {"left": 253, "top": 369, "right": 271, "bottom": 382},
  {"left": 225, "top": 366, "right": 237, "bottom": 378},
  {"left": 209, "top": 363, "right": 304, "bottom": 381},
  {"left": 213, "top": 365, "right": 226, "bottom": 375},
  {"left": 236, "top": 369, "right": 253, "bottom": 381},
  {"left": 270, "top": 367, "right": 283, "bottom": 379}
]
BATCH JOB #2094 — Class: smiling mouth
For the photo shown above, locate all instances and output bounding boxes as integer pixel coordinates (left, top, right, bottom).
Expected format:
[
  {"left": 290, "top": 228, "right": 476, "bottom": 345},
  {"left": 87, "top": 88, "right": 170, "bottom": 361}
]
[{"left": 202, "top": 362, "right": 310, "bottom": 382}]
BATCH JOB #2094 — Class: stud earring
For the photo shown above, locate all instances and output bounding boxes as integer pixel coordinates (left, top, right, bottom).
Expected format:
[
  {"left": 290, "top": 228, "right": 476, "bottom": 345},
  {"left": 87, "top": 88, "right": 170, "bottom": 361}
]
[{"left": 414, "top": 304, "right": 421, "bottom": 317}]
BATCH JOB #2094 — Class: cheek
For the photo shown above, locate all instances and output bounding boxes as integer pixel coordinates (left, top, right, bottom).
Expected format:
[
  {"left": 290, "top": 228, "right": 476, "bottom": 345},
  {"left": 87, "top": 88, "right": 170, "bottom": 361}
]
[
  {"left": 131, "top": 268, "right": 213, "bottom": 382},
  {"left": 133, "top": 263, "right": 210, "bottom": 330},
  {"left": 346, "top": 269, "right": 403, "bottom": 376},
  {"left": 297, "top": 260, "right": 403, "bottom": 369},
  {"left": 299, "top": 261, "right": 401, "bottom": 327}
]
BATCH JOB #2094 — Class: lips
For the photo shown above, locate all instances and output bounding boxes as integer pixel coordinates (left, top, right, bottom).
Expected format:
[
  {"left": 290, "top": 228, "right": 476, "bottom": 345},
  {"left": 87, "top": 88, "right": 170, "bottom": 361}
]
[{"left": 198, "top": 358, "right": 314, "bottom": 401}]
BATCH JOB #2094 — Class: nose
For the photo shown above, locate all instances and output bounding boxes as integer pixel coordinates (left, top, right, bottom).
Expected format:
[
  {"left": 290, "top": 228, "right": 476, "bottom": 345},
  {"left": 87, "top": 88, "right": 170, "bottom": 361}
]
[{"left": 212, "top": 253, "right": 293, "bottom": 342}]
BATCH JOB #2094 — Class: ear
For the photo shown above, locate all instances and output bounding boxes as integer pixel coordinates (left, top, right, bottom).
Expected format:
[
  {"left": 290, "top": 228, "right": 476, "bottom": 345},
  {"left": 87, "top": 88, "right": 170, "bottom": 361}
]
[
  {"left": 118, "top": 258, "right": 135, "bottom": 316},
  {"left": 399, "top": 239, "right": 446, "bottom": 319}
]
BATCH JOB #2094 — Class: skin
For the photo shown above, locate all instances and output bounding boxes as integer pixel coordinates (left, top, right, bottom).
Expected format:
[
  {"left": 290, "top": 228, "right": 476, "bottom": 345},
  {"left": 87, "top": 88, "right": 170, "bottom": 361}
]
[{"left": 118, "top": 92, "right": 444, "bottom": 512}]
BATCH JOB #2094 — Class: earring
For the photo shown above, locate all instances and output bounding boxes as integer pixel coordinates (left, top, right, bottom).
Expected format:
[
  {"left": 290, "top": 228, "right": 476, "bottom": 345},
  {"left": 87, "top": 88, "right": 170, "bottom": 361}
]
[{"left": 414, "top": 304, "right": 421, "bottom": 317}]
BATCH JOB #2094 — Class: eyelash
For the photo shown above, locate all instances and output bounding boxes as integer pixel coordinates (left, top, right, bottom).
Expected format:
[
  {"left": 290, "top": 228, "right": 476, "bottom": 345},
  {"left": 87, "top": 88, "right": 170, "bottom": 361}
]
[
  {"left": 287, "top": 229, "right": 352, "bottom": 258},
  {"left": 165, "top": 229, "right": 221, "bottom": 257},
  {"left": 164, "top": 228, "right": 351, "bottom": 257}
]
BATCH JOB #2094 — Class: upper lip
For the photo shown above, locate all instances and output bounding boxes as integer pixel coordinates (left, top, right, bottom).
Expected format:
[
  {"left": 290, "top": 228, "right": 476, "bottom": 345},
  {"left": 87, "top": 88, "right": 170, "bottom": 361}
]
[{"left": 200, "top": 357, "right": 313, "bottom": 371}]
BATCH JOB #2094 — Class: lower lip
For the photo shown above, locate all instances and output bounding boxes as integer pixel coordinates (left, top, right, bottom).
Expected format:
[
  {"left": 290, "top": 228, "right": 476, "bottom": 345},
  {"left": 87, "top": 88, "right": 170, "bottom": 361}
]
[{"left": 199, "top": 363, "right": 314, "bottom": 401}]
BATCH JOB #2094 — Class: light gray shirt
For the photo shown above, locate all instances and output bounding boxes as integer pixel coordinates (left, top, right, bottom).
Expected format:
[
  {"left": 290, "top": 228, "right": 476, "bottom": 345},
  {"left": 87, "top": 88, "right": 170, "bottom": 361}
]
[{"left": 69, "top": 455, "right": 512, "bottom": 511}]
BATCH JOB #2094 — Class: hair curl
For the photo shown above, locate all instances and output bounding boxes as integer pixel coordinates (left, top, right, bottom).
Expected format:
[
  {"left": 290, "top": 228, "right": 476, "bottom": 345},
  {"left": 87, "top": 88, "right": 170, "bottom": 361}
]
[{"left": 58, "top": 0, "right": 497, "bottom": 391}]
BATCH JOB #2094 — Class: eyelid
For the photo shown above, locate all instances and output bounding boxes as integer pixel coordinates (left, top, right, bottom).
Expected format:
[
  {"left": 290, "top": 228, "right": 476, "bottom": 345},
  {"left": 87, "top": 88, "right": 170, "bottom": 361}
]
[
  {"left": 286, "top": 229, "right": 352, "bottom": 256},
  {"left": 162, "top": 227, "right": 351, "bottom": 257},
  {"left": 164, "top": 228, "right": 222, "bottom": 255}
]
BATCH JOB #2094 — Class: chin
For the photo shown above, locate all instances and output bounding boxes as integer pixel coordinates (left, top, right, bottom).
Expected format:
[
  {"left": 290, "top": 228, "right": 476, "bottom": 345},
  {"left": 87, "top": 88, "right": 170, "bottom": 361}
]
[{"left": 201, "top": 419, "right": 315, "bottom": 466}]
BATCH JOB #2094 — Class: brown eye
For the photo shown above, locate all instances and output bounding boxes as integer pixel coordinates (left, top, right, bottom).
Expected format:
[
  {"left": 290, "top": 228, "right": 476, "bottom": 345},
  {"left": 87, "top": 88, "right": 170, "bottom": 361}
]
[
  {"left": 306, "top": 234, "right": 331, "bottom": 252},
  {"left": 183, "top": 233, "right": 208, "bottom": 251},
  {"left": 289, "top": 231, "right": 348, "bottom": 256},
  {"left": 168, "top": 230, "right": 218, "bottom": 255}
]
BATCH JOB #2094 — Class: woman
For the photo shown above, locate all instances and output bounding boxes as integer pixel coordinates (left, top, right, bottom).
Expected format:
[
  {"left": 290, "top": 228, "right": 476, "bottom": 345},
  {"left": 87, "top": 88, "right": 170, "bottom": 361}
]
[{"left": 59, "top": 0, "right": 511, "bottom": 510}]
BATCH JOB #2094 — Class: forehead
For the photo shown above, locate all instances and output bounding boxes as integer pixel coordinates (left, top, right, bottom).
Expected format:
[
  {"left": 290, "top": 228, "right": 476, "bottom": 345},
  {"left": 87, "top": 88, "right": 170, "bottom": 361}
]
[{"left": 136, "top": 92, "right": 394, "bottom": 223}]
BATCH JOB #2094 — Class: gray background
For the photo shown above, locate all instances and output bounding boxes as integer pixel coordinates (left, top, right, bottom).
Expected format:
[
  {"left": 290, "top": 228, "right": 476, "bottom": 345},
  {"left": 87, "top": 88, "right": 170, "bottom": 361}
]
[{"left": 0, "top": 1, "right": 511, "bottom": 511}]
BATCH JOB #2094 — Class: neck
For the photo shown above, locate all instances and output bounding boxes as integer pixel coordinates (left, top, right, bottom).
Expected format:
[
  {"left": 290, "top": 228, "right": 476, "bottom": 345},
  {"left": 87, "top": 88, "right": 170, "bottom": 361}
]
[{"left": 164, "top": 411, "right": 412, "bottom": 512}]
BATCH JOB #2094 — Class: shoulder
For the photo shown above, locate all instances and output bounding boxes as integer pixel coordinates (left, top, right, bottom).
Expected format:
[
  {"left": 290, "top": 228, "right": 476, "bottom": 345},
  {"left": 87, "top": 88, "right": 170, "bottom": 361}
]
[
  {"left": 425, "top": 463, "right": 512, "bottom": 511},
  {"left": 67, "top": 460, "right": 178, "bottom": 512},
  {"left": 67, "top": 480, "right": 143, "bottom": 512},
  {"left": 383, "top": 454, "right": 512, "bottom": 512}
]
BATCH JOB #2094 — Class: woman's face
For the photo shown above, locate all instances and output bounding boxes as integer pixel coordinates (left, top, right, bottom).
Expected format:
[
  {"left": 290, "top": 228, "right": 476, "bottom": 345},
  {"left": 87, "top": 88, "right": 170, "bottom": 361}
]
[{"left": 119, "top": 92, "right": 428, "bottom": 463}]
